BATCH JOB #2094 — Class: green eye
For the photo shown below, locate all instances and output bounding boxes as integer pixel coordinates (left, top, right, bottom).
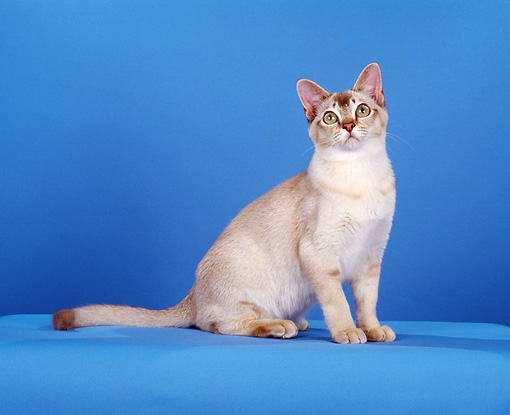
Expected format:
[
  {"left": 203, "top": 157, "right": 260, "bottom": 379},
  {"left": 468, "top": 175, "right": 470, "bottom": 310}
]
[
  {"left": 323, "top": 111, "right": 338, "bottom": 125},
  {"left": 356, "top": 104, "right": 371, "bottom": 118}
]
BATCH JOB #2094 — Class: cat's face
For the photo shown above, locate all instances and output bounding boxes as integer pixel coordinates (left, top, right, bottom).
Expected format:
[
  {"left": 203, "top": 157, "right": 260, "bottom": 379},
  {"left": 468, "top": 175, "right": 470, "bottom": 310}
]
[{"left": 297, "top": 63, "right": 388, "bottom": 159}]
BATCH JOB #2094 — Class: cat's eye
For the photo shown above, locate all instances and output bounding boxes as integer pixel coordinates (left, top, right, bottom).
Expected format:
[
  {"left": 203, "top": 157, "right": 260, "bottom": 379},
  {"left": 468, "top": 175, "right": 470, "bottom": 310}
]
[
  {"left": 356, "top": 104, "right": 371, "bottom": 118},
  {"left": 323, "top": 111, "right": 338, "bottom": 125}
]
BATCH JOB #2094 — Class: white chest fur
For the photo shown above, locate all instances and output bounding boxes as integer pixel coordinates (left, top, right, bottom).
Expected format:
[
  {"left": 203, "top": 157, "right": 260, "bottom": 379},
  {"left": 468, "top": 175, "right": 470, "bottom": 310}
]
[{"left": 308, "top": 151, "right": 395, "bottom": 280}]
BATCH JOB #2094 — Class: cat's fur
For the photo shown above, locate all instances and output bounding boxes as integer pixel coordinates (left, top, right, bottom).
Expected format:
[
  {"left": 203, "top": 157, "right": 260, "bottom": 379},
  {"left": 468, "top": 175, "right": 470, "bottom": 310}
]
[{"left": 54, "top": 63, "right": 396, "bottom": 344}]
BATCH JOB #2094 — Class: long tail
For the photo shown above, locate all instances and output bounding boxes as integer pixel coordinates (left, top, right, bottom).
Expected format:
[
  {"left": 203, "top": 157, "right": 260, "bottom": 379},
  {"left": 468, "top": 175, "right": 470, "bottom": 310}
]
[{"left": 53, "top": 291, "right": 195, "bottom": 331}]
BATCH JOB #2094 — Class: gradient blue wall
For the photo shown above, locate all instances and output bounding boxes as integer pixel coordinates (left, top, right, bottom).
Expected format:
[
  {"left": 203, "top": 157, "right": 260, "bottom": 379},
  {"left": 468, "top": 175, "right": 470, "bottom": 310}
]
[{"left": 1, "top": 1, "right": 509, "bottom": 325}]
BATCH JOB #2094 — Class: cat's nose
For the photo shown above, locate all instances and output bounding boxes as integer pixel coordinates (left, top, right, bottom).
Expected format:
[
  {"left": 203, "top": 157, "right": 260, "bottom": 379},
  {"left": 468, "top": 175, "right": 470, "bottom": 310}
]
[{"left": 342, "top": 122, "right": 355, "bottom": 133}]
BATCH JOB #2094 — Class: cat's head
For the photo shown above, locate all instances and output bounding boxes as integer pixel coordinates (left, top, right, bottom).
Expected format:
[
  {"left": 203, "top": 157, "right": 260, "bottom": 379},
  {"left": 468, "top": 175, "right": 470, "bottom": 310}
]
[{"left": 297, "top": 63, "right": 388, "bottom": 159}]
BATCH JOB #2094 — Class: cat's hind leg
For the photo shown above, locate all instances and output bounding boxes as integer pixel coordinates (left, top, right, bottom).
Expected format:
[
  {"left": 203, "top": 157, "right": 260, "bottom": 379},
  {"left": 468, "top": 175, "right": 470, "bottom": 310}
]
[
  {"left": 195, "top": 300, "right": 300, "bottom": 339},
  {"left": 217, "top": 318, "right": 299, "bottom": 339}
]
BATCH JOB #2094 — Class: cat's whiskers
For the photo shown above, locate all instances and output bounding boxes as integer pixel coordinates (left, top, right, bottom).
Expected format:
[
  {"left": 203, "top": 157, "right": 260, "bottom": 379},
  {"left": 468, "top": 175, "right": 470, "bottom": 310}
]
[
  {"left": 384, "top": 131, "right": 414, "bottom": 150},
  {"left": 375, "top": 130, "right": 414, "bottom": 151},
  {"left": 301, "top": 144, "right": 316, "bottom": 156},
  {"left": 330, "top": 132, "right": 345, "bottom": 146}
]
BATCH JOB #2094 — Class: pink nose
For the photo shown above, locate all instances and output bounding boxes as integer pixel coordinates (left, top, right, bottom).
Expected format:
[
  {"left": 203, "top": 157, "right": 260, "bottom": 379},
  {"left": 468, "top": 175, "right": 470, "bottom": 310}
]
[{"left": 343, "top": 122, "right": 355, "bottom": 133}]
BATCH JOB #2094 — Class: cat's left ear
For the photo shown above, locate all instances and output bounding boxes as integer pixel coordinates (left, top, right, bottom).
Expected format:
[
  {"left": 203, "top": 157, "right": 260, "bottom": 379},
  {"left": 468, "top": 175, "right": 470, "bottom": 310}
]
[
  {"left": 296, "top": 79, "right": 330, "bottom": 122},
  {"left": 353, "top": 63, "right": 385, "bottom": 106}
]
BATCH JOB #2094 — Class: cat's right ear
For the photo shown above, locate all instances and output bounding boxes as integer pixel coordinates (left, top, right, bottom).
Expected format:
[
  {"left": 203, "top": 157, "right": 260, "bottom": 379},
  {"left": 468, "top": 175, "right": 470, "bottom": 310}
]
[{"left": 296, "top": 80, "right": 330, "bottom": 122}]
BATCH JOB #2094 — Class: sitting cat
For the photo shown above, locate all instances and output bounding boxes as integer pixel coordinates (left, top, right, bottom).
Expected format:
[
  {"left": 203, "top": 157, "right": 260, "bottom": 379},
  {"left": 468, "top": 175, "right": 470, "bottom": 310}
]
[{"left": 54, "top": 62, "right": 396, "bottom": 344}]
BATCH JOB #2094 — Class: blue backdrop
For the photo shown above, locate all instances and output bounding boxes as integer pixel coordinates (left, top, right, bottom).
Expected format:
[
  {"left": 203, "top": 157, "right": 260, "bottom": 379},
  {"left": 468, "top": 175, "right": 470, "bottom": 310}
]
[{"left": 1, "top": 1, "right": 509, "bottom": 326}]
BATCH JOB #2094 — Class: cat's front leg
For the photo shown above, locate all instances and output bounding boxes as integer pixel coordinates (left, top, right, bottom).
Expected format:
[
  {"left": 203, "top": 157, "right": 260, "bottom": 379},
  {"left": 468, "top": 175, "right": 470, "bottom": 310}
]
[
  {"left": 350, "top": 263, "right": 396, "bottom": 342},
  {"left": 299, "top": 240, "right": 366, "bottom": 344}
]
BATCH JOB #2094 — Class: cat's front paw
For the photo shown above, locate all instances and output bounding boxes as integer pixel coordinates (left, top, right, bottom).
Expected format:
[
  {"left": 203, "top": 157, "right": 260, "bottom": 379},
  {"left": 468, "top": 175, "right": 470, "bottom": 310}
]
[
  {"left": 332, "top": 328, "right": 367, "bottom": 344},
  {"left": 359, "top": 325, "right": 396, "bottom": 342}
]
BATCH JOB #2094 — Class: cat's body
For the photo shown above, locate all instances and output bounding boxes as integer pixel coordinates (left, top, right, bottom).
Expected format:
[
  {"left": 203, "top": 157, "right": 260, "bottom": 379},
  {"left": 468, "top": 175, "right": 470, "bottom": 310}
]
[{"left": 54, "top": 63, "right": 396, "bottom": 344}]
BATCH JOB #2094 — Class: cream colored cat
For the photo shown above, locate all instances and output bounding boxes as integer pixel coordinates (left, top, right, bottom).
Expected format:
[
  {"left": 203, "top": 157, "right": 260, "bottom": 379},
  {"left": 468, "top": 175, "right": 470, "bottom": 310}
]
[{"left": 54, "top": 63, "right": 396, "bottom": 344}]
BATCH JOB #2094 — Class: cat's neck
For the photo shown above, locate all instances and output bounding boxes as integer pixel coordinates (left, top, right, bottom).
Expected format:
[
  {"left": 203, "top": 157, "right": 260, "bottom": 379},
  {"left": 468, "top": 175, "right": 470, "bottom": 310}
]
[{"left": 307, "top": 147, "right": 393, "bottom": 198}]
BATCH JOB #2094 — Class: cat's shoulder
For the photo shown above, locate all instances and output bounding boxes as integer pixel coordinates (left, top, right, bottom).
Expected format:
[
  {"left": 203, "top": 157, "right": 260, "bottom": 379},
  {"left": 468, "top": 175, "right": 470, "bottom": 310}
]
[
  {"left": 266, "top": 171, "right": 312, "bottom": 199},
  {"left": 251, "top": 170, "right": 302, "bottom": 199}
]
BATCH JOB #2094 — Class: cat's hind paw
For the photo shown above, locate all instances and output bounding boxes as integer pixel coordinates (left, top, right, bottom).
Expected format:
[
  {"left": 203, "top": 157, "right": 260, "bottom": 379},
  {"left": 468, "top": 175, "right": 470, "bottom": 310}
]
[
  {"left": 248, "top": 319, "right": 299, "bottom": 339},
  {"left": 298, "top": 319, "right": 310, "bottom": 332}
]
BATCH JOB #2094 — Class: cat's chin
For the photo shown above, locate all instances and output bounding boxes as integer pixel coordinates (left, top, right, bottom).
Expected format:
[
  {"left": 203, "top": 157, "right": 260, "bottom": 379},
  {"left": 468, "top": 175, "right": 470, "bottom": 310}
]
[
  {"left": 343, "top": 135, "right": 361, "bottom": 147},
  {"left": 335, "top": 135, "right": 364, "bottom": 151},
  {"left": 316, "top": 137, "right": 379, "bottom": 162}
]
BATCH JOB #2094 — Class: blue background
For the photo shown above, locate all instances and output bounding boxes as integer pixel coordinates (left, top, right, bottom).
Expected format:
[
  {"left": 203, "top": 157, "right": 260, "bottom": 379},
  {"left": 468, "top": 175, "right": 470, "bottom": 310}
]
[{"left": 1, "top": 1, "right": 509, "bottom": 326}]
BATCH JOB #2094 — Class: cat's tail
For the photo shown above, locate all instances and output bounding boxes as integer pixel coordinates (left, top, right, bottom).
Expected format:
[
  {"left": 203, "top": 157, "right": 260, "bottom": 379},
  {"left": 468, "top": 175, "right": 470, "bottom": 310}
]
[{"left": 52, "top": 291, "right": 195, "bottom": 331}]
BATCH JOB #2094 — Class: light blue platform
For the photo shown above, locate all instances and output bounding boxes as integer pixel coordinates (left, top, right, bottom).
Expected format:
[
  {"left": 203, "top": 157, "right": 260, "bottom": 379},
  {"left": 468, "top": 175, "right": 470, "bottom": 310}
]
[{"left": 0, "top": 315, "right": 509, "bottom": 414}]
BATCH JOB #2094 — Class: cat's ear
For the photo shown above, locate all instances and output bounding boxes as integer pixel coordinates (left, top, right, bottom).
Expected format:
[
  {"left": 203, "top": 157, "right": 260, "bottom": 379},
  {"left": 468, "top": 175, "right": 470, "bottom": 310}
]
[
  {"left": 296, "top": 80, "right": 330, "bottom": 122},
  {"left": 353, "top": 63, "right": 385, "bottom": 106}
]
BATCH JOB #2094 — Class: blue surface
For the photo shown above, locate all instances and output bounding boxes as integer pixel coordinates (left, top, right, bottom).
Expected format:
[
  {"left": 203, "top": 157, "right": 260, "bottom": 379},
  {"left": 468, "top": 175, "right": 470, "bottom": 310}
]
[
  {"left": 1, "top": 315, "right": 509, "bottom": 414},
  {"left": 1, "top": 1, "right": 510, "bottom": 325}
]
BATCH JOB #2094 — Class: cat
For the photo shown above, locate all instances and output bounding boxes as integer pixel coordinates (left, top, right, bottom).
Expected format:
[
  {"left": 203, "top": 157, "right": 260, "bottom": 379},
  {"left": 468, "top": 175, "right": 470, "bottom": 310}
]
[{"left": 53, "top": 63, "right": 396, "bottom": 344}]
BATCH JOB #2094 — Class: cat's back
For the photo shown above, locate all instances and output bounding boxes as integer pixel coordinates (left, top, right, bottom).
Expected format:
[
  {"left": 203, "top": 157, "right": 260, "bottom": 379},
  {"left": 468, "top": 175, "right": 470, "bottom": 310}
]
[
  {"left": 228, "top": 170, "right": 311, "bottom": 235},
  {"left": 201, "top": 171, "right": 313, "bottom": 262}
]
